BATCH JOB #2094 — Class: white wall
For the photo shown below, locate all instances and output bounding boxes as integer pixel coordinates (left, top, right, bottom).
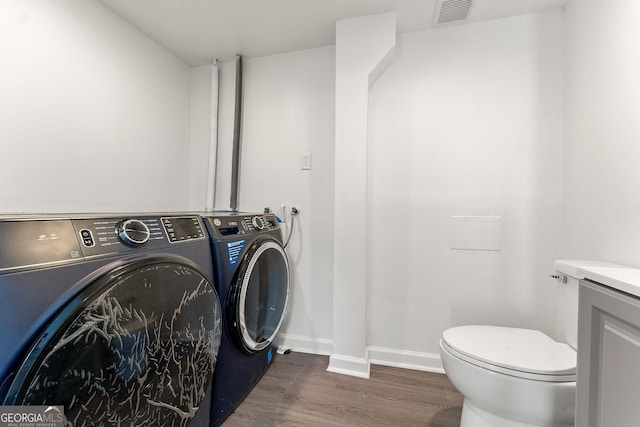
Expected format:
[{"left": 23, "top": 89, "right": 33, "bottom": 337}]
[
  {"left": 195, "top": 48, "right": 337, "bottom": 352},
  {"left": 0, "top": 0, "right": 191, "bottom": 213},
  {"left": 367, "top": 11, "right": 565, "bottom": 369},
  {"left": 202, "top": 10, "right": 565, "bottom": 370},
  {"left": 2, "top": 1, "right": 572, "bottom": 372},
  {"left": 240, "top": 48, "right": 336, "bottom": 352},
  {"left": 562, "top": 0, "right": 640, "bottom": 267},
  {"left": 330, "top": 13, "right": 396, "bottom": 378}
]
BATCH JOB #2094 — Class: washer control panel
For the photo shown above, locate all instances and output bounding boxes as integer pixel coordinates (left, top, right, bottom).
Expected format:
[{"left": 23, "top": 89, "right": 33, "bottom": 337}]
[
  {"left": 207, "top": 213, "right": 279, "bottom": 238},
  {"left": 243, "top": 214, "right": 279, "bottom": 232}
]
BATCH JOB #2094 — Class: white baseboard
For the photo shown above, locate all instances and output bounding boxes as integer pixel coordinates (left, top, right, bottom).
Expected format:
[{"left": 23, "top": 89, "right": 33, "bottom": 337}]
[
  {"left": 276, "top": 334, "right": 444, "bottom": 376},
  {"left": 276, "top": 333, "right": 333, "bottom": 356},
  {"left": 327, "top": 353, "right": 370, "bottom": 378},
  {"left": 367, "top": 346, "right": 444, "bottom": 373}
]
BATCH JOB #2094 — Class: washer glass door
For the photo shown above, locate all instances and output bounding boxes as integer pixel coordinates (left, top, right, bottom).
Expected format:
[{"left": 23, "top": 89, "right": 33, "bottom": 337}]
[
  {"left": 4, "top": 257, "right": 222, "bottom": 426},
  {"left": 234, "top": 239, "right": 289, "bottom": 353}
]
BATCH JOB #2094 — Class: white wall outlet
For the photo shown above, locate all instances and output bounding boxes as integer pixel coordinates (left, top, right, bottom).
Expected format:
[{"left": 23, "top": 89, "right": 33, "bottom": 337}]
[{"left": 301, "top": 153, "right": 312, "bottom": 170}]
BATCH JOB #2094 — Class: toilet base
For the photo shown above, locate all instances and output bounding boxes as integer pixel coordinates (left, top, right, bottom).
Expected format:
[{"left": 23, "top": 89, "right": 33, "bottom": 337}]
[{"left": 461, "top": 400, "right": 573, "bottom": 427}]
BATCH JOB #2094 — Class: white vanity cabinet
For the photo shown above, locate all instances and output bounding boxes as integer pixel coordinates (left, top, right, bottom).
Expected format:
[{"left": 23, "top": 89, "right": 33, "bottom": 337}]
[{"left": 576, "top": 279, "right": 640, "bottom": 427}]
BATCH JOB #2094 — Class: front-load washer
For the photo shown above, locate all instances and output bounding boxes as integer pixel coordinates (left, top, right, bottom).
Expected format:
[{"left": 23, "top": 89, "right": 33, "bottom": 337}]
[
  {"left": 202, "top": 212, "right": 290, "bottom": 426},
  {"left": 0, "top": 214, "right": 222, "bottom": 426}
]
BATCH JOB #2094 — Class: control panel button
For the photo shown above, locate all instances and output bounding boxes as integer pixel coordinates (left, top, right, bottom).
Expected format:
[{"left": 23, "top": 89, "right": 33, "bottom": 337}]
[
  {"left": 79, "top": 229, "right": 95, "bottom": 247},
  {"left": 116, "top": 219, "right": 151, "bottom": 247}
]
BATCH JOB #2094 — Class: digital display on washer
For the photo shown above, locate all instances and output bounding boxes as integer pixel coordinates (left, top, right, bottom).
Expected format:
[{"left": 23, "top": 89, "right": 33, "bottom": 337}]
[{"left": 161, "top": 216, "right": 206, "bottom": 242}]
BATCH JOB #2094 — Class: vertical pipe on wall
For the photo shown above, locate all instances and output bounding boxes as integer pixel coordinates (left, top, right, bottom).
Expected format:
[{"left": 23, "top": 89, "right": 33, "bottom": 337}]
[
  {"left": 230, "top": 55, "right": 243, "bottom": 211},
  {"left": 205, "top": 60, "right": 220, "bottom": 212}
]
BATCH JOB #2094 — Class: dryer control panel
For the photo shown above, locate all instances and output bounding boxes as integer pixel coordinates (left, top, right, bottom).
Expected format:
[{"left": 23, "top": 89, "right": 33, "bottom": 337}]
[
  {"left": 0, "top": 215, "right": 209, "bottom": 272},
  {"left": 73, "top": 215, "right": 207, "bottom": 258}
]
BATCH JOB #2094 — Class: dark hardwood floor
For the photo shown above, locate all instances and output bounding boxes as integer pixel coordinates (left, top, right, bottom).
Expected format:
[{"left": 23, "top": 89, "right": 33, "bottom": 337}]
[{"left": 223, "top": 351, "right": 463, "bottom": 426}]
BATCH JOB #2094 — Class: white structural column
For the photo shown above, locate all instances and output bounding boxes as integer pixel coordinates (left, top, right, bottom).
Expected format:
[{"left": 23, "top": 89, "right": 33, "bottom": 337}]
[{"left": 329, "top": 12, "right": 396, "bottom": 378}]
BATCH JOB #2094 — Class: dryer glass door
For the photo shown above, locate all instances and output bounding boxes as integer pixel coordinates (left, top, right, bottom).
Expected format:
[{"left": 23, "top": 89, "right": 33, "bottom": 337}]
[
  {"left": 4, "top": 257, "right": 222, "bottom": 426},
  {"left": 235, "top": 239, "right": 289, "bottom": 353}
]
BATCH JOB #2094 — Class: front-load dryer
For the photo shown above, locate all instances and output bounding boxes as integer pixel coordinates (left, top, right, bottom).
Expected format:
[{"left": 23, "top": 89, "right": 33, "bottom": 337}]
[
  {"left": 0, "top": 214, "right": 222, "bottom": 426},
  {"left": 202, "top": 212, "right": 290, "bottom": 426}
]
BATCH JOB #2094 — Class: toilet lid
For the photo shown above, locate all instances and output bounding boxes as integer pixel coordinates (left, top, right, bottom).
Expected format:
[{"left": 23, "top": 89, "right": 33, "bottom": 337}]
[{"left": 442, "top": 326, "right": 576, "bottom": 380}]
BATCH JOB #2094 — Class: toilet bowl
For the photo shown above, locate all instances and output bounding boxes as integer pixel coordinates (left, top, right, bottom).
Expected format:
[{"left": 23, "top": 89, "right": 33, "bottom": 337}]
[
  {"left": 440, "top": 260, "right": 622, "bottom": 427},
  {"left": 440, "top": 326, "right": 576, "bottom": 427}
]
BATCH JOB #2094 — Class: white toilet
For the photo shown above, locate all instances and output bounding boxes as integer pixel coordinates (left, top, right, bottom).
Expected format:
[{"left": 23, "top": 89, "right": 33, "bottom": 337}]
[{"left": 440, "top": 260, "right": 617, "bottom": 427}]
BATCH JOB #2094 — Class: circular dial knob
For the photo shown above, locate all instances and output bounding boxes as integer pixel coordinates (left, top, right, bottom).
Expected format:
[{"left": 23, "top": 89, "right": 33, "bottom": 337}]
[
  {"left": 117, "top": 219, "right": 151, "bottom": 247},
  {"left": 251, "top": 216, "right": 264, "bottom": 230}
]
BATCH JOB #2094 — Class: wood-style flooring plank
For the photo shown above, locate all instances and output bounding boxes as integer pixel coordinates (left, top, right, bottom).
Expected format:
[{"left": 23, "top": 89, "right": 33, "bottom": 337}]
[{"left": 223, "top": 352, "right": 462, "bottom": 426}]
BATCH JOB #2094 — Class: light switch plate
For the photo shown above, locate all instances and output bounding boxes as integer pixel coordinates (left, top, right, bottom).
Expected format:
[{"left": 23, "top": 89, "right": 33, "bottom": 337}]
[{"left": 301, "top": 153, "right": 312, "bottom": 170}]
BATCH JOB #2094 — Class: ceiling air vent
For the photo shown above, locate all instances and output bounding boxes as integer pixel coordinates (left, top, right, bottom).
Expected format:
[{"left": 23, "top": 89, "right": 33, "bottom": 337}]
[{"left": 434, "top": 0, "right": 473, "bottom": 25}]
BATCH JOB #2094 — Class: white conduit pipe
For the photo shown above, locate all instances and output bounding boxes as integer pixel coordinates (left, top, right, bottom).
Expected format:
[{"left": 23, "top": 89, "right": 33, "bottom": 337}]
[{"left": 205, "top": 60, "right": 220, "bottom": 212}]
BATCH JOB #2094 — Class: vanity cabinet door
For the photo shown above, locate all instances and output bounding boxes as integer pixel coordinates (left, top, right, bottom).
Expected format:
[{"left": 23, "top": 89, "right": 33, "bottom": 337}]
[{"left": 577, "top": 280, "right": 640, "bottom": 427}]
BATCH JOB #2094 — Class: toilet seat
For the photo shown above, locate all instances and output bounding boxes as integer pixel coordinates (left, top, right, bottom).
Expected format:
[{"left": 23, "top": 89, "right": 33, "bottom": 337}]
[{"left": 441, "top": 325, "right": 576, "bottom": 382}]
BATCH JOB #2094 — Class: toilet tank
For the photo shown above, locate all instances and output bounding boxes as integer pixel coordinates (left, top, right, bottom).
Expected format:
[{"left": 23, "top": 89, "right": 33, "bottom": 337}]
[{"left": 553, "top": 260, "right": 623, "bottom": 349}]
